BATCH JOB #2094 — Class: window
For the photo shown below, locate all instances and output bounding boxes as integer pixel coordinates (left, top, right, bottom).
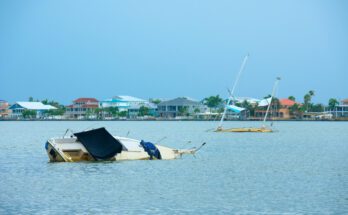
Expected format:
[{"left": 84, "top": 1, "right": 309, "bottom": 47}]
[
  {"left": 158, "top": 106, "right": 166, "bottom": 111},
  {"left": 168, "top": 106, "right": 176, "bottom": 111}
]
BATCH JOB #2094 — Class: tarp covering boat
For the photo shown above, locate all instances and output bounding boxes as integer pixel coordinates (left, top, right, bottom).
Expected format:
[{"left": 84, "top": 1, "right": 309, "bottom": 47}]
[
  {"left": 140, "top": 140, "right": 162, "bottom": 160},
  {"left": 226, "top": 105, "right": 245, "bottom": 113},
  {"left": 74, "top": 127, "right": 123, "bottom": 160}
]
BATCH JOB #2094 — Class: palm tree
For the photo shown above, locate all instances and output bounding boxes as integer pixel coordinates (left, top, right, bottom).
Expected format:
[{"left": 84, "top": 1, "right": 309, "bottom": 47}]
[
  {"left": 118, "top": 111, "right": 128, "bottom": 118},
  {"left": 94, "top": 108, "right": 103, "bottom": 119},
  {"left": 309, "top": 90, "right": 315, "bottom": 97},
  {"left": 304, "top": 90, "right": 315, "bottom": 112},
  {"left": 138, "top": 106, "right": 149, "bottom": 116},
  {"left": 239, "top": 100, "right": 255, "bottom": 119},
  {"left": 149, "top": 98, "right": 161, "bottom": 105},
  {"left": 289, "top": 103, "right": 302, "bottom": 119},
  {"left": 288, "top": 96, "right": 296, "bottom": 101},
  {"left": 328, "top": 98, "right": 339, "bottom": 110},
  {"left": 194, "top": 108, "right": 200, "bottom": 115},
  {"left": 178, "top": 106, "right": 189, "bottom": 117},
  {"left": 109, "top": 107, "right": 119, "bottom": 118},
  {"left": 311, "top": 104, "right": 324, "bottom": 112},
  {"left": 22, "top": 109, "right": 36, "bottom": 119},
  {"left": 203, "top": 95, "right": 223, "bottom": 112}
]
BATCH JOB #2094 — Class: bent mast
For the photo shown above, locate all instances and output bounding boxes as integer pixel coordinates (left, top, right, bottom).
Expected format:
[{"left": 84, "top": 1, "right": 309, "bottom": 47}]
[
  {"left": 218, "top": 54, "right": 249, "bottom": 129},
  {"left": 262, "top": 77, "right": 281, "bottom": 127}
]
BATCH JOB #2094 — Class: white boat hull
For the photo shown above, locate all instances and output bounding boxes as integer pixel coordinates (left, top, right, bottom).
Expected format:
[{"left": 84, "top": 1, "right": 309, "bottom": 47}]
[{"left": 45, "top": 135, "right": 195, "bottom": 162}]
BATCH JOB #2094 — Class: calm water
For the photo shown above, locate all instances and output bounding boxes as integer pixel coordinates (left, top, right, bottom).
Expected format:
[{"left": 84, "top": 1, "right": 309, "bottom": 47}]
[{"left": 0, "top": 121, "right": 347, "bottom": 214}]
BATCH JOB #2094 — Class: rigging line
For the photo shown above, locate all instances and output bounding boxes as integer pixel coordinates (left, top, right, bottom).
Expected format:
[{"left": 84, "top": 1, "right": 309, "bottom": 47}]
[
  {"left": 155, "top": 136, "right": 167, "bottom": 144},
  {"left": 180, "top": 140, "right": 192, "bottom": 149}
]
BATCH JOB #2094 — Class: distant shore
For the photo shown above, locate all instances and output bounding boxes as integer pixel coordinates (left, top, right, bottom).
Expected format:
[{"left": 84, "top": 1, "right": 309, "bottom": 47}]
[{"left": 1, "top": 118, "right": 347, "bottom": 122}]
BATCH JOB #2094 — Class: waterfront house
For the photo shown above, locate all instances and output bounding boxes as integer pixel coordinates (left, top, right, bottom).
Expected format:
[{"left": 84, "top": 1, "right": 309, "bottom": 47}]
[
  {"left": 325, "top": 98, "right": 348, "bottom": 118},
  {"left": 254, "top": 98, "right": 298, "bottom": 120},
  {"left": 9, "top": 102, "right": 57, "bottom": 119},
  {"left": 277, "top": 98, "right": 297, "bottom": 119},
  {"left": 127, "top": 102, "right": 158, "bottom": 119},
  {"left": 233, "top": 97, "right": 260, "bottom": 106},
  {"left": 227, "top": 97, "right": 261, "bottom": 120},
  {"left": 0, "top": 100, "right": 10, "bottom": 118},
  {"left": 99, "top": 95, "right": 157, "bottom": 118},
  {"left": 157, "top": 97, "right": 204, "bottom": 118},
  {"left": 65, "top": 98, "right": 99, "bottom": 119},
  {"left": 100, "top": 95, "right": 148, "bottom": 111}
]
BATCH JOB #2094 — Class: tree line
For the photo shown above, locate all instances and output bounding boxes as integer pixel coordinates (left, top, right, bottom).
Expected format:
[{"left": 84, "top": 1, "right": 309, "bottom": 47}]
[
  {"left": 202, "top": 91, "right": 341, "bottom": 119},
  {"left": 21, "top": 93, "right": 342, "bottom": 119}
]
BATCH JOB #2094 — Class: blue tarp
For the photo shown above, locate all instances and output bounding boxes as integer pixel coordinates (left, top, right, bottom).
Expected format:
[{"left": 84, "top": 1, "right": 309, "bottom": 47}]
[
  {"left": 140, "top": 140, "right": 162, "bottom": 160},
  {"left": 227, "top": 105, "right": 245, "bottom": 113}
]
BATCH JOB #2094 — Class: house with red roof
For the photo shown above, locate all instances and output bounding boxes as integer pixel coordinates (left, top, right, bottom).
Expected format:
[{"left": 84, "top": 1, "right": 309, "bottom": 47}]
[
  {"left": 254, "top": 98, "right": 300, "bottom": 120},
  {"left": 278, "top": 98, "right": 301, "bottom": 119},
  {"left": 279, "top": 98, "right": 296, "bottom": 107},
  {"left": 0, "top": 100, "right": 10, "bottom": 118},
  {"left": 341, "top": 98, "right": 348, "bottom": 106},
  {"left": 65, "top": 98, "right": 99, "bottom": 119}
]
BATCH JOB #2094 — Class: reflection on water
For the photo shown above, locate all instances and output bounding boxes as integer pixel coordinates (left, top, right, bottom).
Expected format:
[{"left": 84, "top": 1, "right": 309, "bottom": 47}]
[{"left": 0, "top": 121, "right": 347, "bottom": 214}]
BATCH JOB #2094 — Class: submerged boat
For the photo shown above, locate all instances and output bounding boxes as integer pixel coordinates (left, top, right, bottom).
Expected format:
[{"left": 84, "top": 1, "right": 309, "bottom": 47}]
[
  {"left": 45, "top": 127, "right": 203, "bottom": 162},
  {"left": 215, "top": 54, "right": 281, "bottom": 133},
  {"left": 216, "top": 127, "right": 272, "bottom": 132}
]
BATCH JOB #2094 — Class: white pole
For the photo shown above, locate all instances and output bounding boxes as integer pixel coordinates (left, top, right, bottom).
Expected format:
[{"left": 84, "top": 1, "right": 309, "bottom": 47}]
[
  {"left": 218, "top": 54, "right": 249, "bottom": 129},
  {"left": 262, "top": 77, "right": 281, "bottom": 127}
]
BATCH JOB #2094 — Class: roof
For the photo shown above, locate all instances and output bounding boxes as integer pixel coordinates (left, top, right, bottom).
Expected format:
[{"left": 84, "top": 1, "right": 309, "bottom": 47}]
[
  {"left": 234, "top": 97, "right": 260, "bottom": 104},
  {"left": 112, "top": 95, "right": 146, "bottom": 102},
  {"left": 258, "top": 98, "right": 272, "bottom": 107},
  {"left": 279, "top": 99, "right": 296, "bottom": 106},
  {"left": 81, "top": 104, "right": 99, "bottom": 108},
  {"left": 74, "top": 98, "right": 99, "bottom": 103},
  {"left": 341, "top": 98, "right": 348, "bottom": 103},
  {"left": 67, "top": 104, "right": 99, "bottom": 108},
  {"left": 12, "top": 102, "right": 57, "bottom": 110},
  {"left": 158, "top": 97, "right": 201, "bottom": 106},
  {"left": 128, "top": 103, "right": 157, "bottom": 110}
]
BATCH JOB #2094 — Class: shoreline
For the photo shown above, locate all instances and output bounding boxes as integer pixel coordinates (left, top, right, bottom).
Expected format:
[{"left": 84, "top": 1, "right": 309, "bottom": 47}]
[{"left": 1, "top": 119, "right": 348, "bottom": 122}]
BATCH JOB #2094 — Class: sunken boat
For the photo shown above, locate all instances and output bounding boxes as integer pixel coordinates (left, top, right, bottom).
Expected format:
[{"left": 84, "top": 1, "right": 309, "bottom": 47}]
[{"left": 45, "top": 127, "right": 203, "bottom": 162}]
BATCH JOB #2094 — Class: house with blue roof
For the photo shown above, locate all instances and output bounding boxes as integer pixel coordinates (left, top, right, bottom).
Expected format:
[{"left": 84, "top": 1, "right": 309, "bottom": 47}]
[{"left": 99, "top": 95, "right": 157, "bottom": 118}]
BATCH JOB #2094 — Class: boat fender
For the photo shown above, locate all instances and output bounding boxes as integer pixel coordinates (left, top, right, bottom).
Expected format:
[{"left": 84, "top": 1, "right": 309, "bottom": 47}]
[{"left": 140, "top": 140, "right": 162, "bottom": 160}]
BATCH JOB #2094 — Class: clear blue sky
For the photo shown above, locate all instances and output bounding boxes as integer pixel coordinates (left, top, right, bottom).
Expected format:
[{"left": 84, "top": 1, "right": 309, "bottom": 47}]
[{"left": 1, "top": 0, "right": 347, "bottom": 104}]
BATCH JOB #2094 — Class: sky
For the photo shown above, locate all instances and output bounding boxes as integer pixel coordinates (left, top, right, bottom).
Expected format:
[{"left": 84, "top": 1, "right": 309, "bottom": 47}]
[{"left": 0, "top": 0, "right": 347, "bottom": 104}]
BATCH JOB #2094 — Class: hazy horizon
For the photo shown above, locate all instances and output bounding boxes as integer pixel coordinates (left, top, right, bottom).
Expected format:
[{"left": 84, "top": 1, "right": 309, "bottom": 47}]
[{"left": 1, "top": 1, "right": 347, "bottom": 104}]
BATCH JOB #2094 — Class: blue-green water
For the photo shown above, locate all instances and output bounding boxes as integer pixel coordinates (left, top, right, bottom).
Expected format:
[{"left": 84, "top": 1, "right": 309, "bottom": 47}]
[{"left": 0, "top": 121, "right": 347, "bottom": 214}]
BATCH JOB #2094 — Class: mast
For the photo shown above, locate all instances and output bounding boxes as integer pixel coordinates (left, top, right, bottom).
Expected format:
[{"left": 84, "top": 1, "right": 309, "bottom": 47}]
[
  {"left": 262, "top": 77, "right": 281, "bottom": 127},
  {"left": 217, "top": 54, "right": 249, "bottom": 129}
]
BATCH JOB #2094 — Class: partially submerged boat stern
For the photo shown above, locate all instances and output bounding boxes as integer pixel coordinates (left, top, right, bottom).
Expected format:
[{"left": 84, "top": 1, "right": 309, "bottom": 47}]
[
  {"left": 45, "top": 127, "right": 203, "bottom": 162},
  {"left": 45, "top": 137, "right": 95, "bottom": 162}
]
